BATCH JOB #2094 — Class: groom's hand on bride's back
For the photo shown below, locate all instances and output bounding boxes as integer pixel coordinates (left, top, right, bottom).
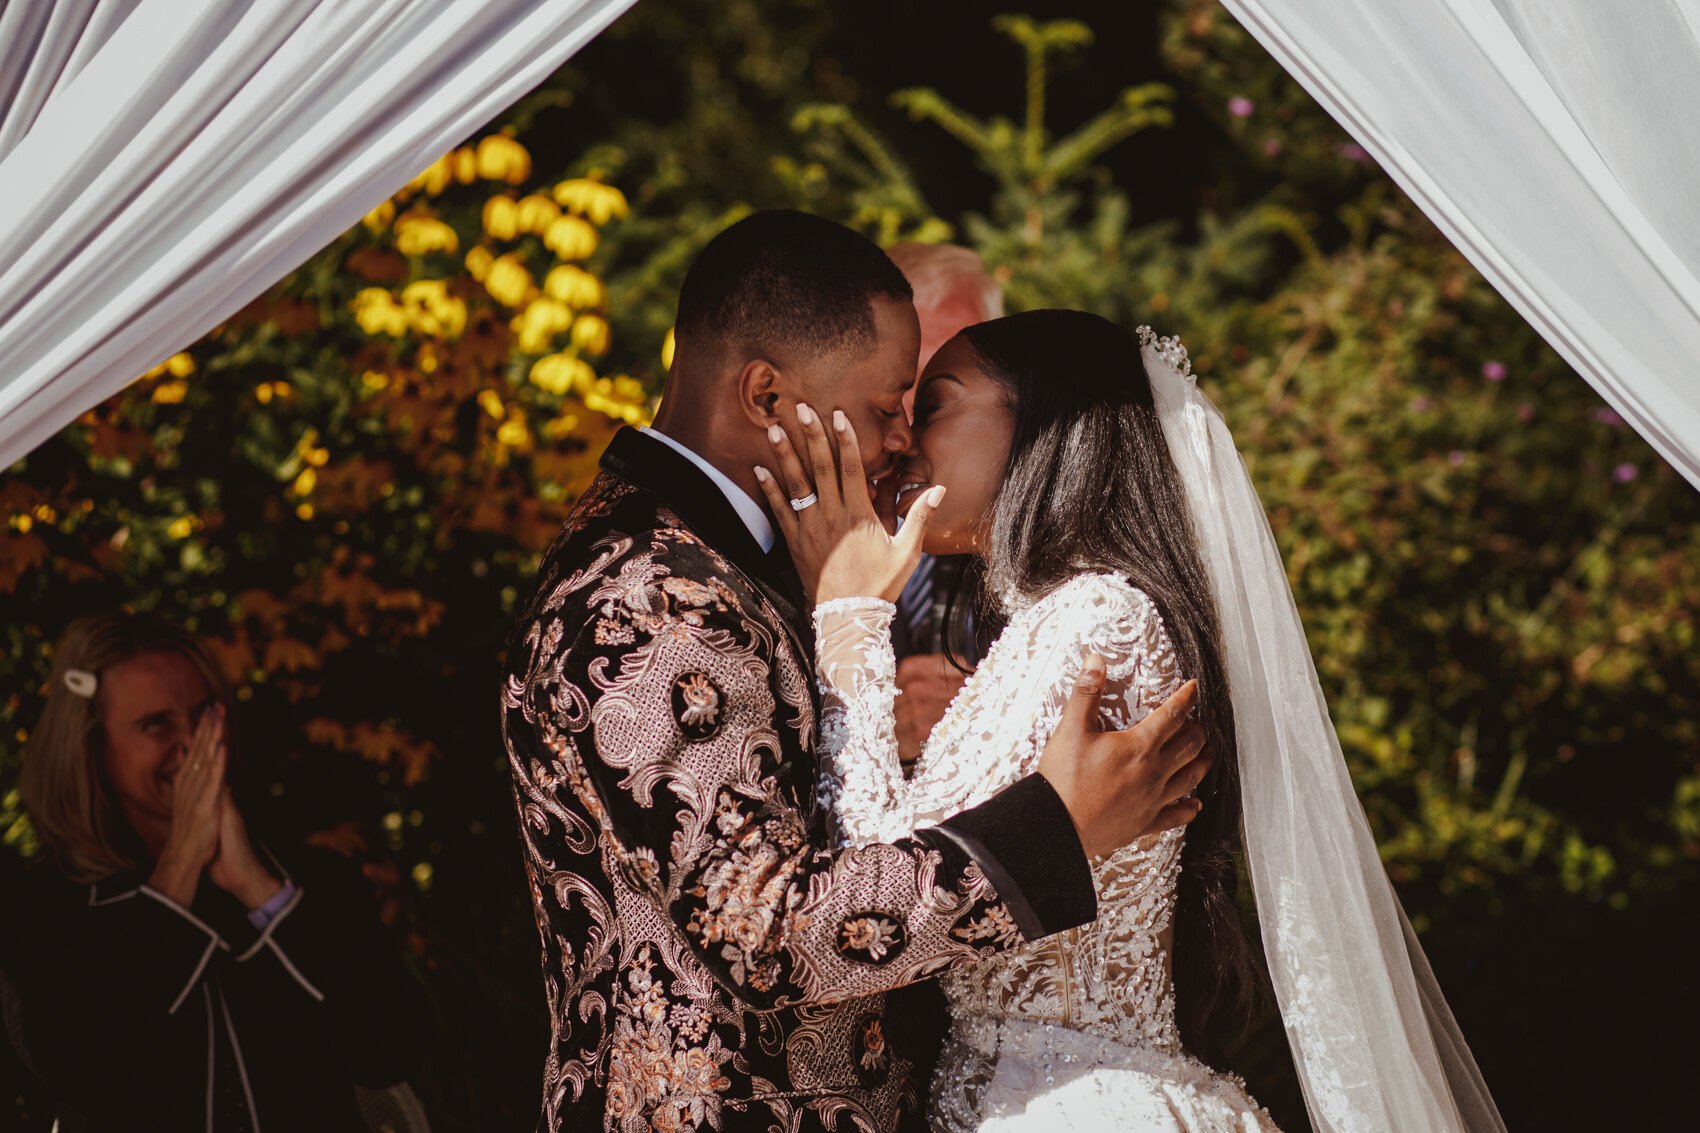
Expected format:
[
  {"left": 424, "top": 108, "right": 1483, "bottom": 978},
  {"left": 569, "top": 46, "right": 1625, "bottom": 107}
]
[{"left": 1037, "top": 658, "right": 1210, "bottom": 860}]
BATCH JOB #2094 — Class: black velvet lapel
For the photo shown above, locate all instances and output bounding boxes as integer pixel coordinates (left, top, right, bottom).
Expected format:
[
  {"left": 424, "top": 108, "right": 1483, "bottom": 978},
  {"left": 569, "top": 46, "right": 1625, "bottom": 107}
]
[{"left": 600, "top": 428, "right": 812, "bottom": 645}]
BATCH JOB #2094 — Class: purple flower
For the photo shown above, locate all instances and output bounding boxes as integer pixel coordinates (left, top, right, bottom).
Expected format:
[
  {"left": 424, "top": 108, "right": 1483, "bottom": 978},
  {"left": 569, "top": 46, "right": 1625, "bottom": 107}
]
[
  {"left": 1228, "top": 97, "right": 1256, "bottom": 118},
  {"left": 1262, "top": 138, "right": 1283, "bottom": 157},
  {"left": 1339, "top": 142, "right": 1369, "bottom": 163},
  {"left": 1481, "top": 361, "right": 1507, "bottom": 382},
  {"left": 1448, "top": 450, "right": 1465, "bottom": 467},
  {"left": 1591, "top": 407, "right": 1625, "bottom": 428},
  {"left": 1613, "top": 462, "right": 1638, "bottom": 483},
  {"left": 1516, "top": 403, "right": 1535, "bottom": 422}
]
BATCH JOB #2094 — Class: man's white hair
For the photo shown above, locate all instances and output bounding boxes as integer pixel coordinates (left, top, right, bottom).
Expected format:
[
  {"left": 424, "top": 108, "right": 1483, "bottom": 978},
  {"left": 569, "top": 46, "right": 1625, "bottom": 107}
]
[{"left": 886, "top": 243, "right": 1005, "bottom": 320}]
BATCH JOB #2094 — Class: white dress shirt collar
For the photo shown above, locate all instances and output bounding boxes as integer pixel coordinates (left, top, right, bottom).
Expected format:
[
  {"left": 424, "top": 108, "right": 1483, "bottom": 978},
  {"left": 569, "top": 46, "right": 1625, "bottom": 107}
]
[{"left": 640, "top": 427, "right": 775, "bottom": 553}]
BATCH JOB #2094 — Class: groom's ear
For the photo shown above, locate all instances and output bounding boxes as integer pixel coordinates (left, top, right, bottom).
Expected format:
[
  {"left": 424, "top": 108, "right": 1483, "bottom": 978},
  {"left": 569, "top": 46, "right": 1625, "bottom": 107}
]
[{"left": 736, "top": 358, "right": 786, "bottom": 429}]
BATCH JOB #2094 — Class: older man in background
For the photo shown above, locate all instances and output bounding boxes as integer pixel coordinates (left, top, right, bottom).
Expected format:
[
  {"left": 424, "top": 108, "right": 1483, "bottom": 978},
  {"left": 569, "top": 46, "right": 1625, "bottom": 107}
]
[{"left": 882, "top": 243, "right": 1003, "bottom": 767}]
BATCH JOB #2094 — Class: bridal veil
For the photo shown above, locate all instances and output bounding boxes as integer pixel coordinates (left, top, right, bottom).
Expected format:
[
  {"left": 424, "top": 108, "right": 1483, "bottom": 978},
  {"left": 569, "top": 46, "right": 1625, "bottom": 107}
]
[{"left": 1141, "top": 327, "right": 1506, "bottom": 1133}]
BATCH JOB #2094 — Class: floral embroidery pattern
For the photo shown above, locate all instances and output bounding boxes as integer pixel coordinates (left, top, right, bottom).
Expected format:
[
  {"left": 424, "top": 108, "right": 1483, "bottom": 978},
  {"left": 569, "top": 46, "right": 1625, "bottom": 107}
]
[
  {"left": 837, "top": 913, "right": 907, "bottom": 964},
  {"left": 949, "top": 905, "right": 1021, "bottom": 951},
  {"left": 504, "top": 465, "right": 1030, "bottom": 1132},
  {"left": 671, "top": 670, "right": 724, "bottom": 741},
  {"left": 854, "top": 1015, "right": 892, "bottom": 1084}
]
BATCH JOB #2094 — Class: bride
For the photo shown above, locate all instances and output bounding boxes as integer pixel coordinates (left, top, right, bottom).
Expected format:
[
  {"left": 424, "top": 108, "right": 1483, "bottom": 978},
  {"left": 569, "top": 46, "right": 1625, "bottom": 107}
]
[{"left": 754, "top": 310, "right": 1505, "bottom": 1133}]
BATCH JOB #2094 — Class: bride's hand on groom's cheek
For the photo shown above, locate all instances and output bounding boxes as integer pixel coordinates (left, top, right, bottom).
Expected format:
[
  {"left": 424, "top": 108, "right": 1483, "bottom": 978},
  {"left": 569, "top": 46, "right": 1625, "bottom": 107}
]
[{"left": 754, "top": 403, "right": 944, "bottom": 606}]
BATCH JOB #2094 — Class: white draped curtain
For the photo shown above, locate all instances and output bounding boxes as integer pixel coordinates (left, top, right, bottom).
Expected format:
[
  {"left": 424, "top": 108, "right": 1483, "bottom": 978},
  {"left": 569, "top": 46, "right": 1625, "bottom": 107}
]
[
  {"left": 0, "top": 0, "right": 636, "bottom": 471},
  {"left": 1219, "top": 0, "right": 1700, "bottom": 492}
]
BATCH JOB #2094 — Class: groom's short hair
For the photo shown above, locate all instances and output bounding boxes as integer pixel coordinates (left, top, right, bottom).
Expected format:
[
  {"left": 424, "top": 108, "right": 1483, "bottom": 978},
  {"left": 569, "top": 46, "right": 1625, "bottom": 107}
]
[{"left": 674, "top": 210, "right": 913, "bottom": 373}]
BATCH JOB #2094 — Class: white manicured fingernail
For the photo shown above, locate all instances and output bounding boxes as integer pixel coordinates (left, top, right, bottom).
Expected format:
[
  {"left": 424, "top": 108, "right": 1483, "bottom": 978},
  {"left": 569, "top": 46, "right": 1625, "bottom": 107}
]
[
  {"left": 753, "top": 466, "right": 769, "bottom": 482},
  {"left": 797, "top": 403, "right": 815, "bottom": 426},
  {"left": 926, "top": 485, "right": 946, "bottom": 506},
  {"left": 768, "top": 425, "right": 784, "bottom": 444},
  {"left": 833, "top": 410, "right": 848, "bottom": 432}
]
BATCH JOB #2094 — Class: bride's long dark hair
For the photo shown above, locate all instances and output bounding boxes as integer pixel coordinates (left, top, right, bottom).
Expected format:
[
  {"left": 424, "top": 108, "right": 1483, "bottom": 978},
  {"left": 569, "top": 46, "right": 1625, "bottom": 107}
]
[{"left": 956, "top": 308, "right": 1267, "bottom": 1063}]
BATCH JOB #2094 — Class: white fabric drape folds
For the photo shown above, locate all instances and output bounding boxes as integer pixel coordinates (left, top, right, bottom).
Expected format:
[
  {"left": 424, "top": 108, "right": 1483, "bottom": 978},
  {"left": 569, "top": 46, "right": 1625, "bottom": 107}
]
[
  {"left": 1219, "top": 0, "right": 1700, "bottom": 492},
  {"left": 0, "top": 0, "right": 637, "bottom": 471}
]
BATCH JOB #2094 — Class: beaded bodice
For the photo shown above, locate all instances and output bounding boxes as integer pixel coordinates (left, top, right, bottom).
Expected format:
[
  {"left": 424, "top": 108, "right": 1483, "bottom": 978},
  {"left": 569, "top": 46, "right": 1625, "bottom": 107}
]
[{"left": 814, "top": 572, "right": 1187, "bottom": 1056}]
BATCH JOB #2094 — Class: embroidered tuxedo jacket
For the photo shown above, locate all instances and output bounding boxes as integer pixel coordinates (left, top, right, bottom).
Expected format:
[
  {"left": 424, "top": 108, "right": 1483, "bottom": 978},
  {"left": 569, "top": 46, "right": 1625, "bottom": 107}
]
[{"left": 502, "top": 428, "right": 1096, "bottom": 1132}]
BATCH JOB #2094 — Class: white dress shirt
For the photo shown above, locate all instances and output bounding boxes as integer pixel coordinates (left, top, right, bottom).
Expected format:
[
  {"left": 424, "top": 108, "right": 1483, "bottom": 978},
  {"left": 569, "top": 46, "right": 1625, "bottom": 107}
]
[{"left": 640, "top": 427, "right": 775, "bottom": 553}]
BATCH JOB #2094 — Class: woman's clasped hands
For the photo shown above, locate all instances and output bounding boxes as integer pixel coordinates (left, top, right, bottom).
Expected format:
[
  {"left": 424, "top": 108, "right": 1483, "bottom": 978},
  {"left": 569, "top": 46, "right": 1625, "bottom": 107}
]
[
  {"left": 754, "top": 404, "right": 944, "bottom": 606},
  {"left": 150, "top": 703, "right": 281, "bottom": 910}
]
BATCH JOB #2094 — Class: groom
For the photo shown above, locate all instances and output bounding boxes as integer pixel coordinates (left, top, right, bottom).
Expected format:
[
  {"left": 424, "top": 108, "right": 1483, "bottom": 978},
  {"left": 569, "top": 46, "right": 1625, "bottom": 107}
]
[{"left": 502, "top": 210, "right": 1211, "bottom": 1132}]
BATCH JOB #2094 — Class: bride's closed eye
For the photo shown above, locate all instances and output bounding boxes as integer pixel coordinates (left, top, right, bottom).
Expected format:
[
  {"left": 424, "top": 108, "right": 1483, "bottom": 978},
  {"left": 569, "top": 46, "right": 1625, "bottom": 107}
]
[{"left": 914, "top": 392, "right": 942, "bottom": 426}]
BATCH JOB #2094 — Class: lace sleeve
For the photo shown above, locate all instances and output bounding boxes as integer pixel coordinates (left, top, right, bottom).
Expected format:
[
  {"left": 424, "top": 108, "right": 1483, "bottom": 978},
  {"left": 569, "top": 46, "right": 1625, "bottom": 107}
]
[
  {"left": 812, "top": 596, "right": 911, "bottom": 847},
  {"left": 814, "top": 575, "right": 1183, "bottom": 850}
]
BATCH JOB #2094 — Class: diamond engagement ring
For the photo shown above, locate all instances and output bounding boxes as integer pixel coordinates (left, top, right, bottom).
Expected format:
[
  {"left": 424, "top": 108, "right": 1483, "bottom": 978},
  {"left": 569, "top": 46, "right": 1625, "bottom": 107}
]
[{"left": 789, "top": 493, "right": 818, "bottom": 512}]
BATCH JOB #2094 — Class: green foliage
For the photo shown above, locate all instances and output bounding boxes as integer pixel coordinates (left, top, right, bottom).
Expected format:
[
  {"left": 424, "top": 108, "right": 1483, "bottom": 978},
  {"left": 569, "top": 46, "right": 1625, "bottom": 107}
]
[{"left": 783, "top": 6, "right": 1700, "bottom": 915}]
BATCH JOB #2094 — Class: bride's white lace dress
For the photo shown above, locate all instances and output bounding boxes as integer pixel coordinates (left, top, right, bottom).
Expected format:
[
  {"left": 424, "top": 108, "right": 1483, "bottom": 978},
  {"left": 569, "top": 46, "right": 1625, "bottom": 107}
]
[{"left": 813, "top": 571, "right": 1281, "bottom": 1132}]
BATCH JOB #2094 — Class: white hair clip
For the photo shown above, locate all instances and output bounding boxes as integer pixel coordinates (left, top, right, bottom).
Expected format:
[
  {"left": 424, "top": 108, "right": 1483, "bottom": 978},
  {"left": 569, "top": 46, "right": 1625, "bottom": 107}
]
[{"left": 62, "top": 668, "right": 98, "bottom": 698}]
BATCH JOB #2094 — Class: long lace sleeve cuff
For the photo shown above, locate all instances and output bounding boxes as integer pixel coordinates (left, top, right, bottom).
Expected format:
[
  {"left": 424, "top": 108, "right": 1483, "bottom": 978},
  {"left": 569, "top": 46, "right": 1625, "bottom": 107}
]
[{"left": 812, "top": 597, "right": 915, "bottom": 846}]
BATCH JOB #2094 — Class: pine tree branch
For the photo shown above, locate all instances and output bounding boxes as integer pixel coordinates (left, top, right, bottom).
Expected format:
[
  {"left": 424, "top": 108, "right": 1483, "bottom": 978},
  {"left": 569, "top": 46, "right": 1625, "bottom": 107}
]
[{"left": 1043, "top": 85, "right": 1176, "bottom": 183}]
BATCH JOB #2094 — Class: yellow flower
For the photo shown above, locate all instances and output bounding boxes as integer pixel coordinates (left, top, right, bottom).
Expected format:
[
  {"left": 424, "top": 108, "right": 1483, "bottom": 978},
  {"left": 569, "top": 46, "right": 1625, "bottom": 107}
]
[
  {"left": 401, "top": 279, "right": 467, "bottom": 339},
  {"left": 476, "top": 136, "right": 532, "bottom": 184},
  {"left": 476, "top": 389, "right": 506, "bottom": 419},
  {"left": 512, "top": 298, "right": 575, "bottom": 355},
  {"left": 409, "top": 154, "right": 453, "bottom": 197},
  {"left": 452, "top": 147, "right": 478, "bottom": 185},
  {"left": 10, "top": 515, "right": 31, "bottom": 533},
  {"left": 483, "top": 254, "right": 533, "bottom": 308},
  {"left": 571, "top": 313, "right": 611, "bottom": 357},
  {"left": 541, "top": 412, "right": 580, "bottom": 440},
  {"left": 482, "top": 195, "right": 520, "bottom": 241},
  {"left": 402, "top": 279, "right": 450, "bottom": 306},
  {"left": 529, "top": 353, "right": 595, "bottom": 397},
  {"left": 515, "top": 194, "right": 561, "bottom": 234},
  {"left": 543, "top": 264, "right": 604, "bottom": 309},
  {"left": 362, "top": 199, "right": 396, "bottom": 232},
  {"left": 418, "top": 344, "right": 439, "bottom": 373},
  {"left": 553, "top": 178, "right": 629, "bottom": 225},
  {"left": 256, "top": 380, "right": 293, "bottom": 404},
  {"left": 585, "top": 388, "right": 650, "bottom": 427},
  {"left": 152, "top": 380, "right": 188, "bottom": 404},
  {"left": 661, "top": 327, "right": 676, "bottom": 370},
  {"left": 140, "top": 353, "right": 195, "bottom": 383},
  {"left": 353, "top": 288, "right": 408, "bottom": 337},
  {"left": 496, "top": 415, "right": 531, "bottom": 448},
  {"left": 464, "top": 246, "right": 494, "bottom": 282},
  {"left": 361, "top": 371, "right": 390, "bottom": 392},
  {"left": 293, "top": 468, "right": 317, "bottom": 496},
  {"left": 295, "top": 503, "right": 314, "bottom": 521},
  {"left": 395, "top": 217, "right": 459, "bottom": 256},
  {"left": 581, "top": 374, "right": 653, "bottom": 427},
  {"left": 167, "top": 516, "right": 195, "bottom": 540},
  {"left": 543, "top": 215, "right": 598, "bottom": 261}
]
